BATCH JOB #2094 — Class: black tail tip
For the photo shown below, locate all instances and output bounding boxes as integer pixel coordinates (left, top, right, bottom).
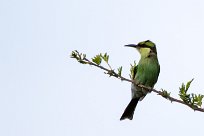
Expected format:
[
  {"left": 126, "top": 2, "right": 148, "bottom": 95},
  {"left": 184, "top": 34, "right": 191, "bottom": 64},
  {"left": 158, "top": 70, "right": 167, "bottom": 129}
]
[
  {"left": 119, "top": 98, "right": 140, "bottom": 121},
  {"left": 120, "top": 116, "right": 133, "bottom": 121}
]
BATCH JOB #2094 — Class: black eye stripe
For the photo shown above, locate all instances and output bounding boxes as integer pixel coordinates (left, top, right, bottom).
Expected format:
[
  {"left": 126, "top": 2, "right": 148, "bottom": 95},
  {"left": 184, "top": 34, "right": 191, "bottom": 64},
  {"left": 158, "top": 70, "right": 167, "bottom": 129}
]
[
  {"left": 138, "top": 44, "right": 154, "bottom": 49},
  {"left": 138, "top": 44, "right": 146, "bottom": 48}
]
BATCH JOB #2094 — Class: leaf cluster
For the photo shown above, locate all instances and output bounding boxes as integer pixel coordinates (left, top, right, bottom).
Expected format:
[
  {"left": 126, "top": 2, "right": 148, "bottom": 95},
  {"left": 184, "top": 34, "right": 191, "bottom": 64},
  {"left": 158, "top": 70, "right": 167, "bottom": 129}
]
[
  {"left": 71, "top": 50, "right": 123, "bottom": 78},
  {"left": 70, "top": 50, "right": 87, "bottom": 64},
  {"left": 91, "top": 53, "right": 110, "bottom": 66},
  {"left": 160, "top": 89, "right": 171, "bottom": 99},
  {"left": 92, "top": 55, "right": 102, "bottom": 65},
  {"left": 179, "top": 79, "right": 204, "bottom": 107}
]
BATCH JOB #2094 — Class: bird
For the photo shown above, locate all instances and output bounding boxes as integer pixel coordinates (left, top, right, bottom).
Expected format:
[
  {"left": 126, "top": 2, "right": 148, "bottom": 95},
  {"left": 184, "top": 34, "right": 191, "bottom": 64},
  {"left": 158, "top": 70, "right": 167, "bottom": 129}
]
[{"left": 120, "top": 40, "right": 160, "bottom": 120}]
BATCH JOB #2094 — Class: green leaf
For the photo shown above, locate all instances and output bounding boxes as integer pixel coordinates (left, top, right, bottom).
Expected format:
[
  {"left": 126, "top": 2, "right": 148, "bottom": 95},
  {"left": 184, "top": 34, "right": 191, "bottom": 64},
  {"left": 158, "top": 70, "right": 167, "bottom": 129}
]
[
  {"left": 197, "top": 94, "right": 204, "bottom": 107},
  {"left": 186, "top": 79, "right": 194, "bottom": 92},
  {"left": 117, "top": 66, "right": 122, "bottom": 77},
  {"left": 92, "top": 55, "right": 102, "bottom": 65},
  {"left": 179, "top": 83, "right": 185, "bottom": 94},
  {"left": 130, "top": 61, "right": 137, "bottom": 79},
  {"left": 100, "top": 53, "right": 109, "bottom": 63}
]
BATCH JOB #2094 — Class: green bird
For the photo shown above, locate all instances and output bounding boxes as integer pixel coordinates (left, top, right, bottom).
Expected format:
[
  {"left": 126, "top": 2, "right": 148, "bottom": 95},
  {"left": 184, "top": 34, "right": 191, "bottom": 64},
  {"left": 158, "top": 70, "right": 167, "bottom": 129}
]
[{"left": 120, "top": 40, "right": 160, "bottom": 120}]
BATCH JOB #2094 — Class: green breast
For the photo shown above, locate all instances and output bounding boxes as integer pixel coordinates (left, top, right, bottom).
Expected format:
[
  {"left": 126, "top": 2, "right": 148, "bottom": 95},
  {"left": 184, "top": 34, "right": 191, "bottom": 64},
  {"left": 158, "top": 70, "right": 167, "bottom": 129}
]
[{"left": 135, "top": 56, "right": 160, "bottom": 87}]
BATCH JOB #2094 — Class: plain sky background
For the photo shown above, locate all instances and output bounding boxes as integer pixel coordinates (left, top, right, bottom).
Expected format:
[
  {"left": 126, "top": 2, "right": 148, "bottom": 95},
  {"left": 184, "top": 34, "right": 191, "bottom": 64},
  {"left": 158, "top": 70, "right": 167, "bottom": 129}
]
[{"left": 1, "top": 0, "right": 204, "bottom": 136}]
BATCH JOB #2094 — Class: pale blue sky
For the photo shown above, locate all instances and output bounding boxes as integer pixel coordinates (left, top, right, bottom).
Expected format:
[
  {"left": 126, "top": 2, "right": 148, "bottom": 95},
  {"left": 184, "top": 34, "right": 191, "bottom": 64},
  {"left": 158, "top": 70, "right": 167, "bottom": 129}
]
[{"left": 1, "top": 0, "right": 204, "bottom": 136}]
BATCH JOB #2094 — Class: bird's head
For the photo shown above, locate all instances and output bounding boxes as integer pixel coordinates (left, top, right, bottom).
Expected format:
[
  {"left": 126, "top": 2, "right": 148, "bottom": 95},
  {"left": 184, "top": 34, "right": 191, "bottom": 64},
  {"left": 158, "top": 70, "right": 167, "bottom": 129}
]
[{"left": 125, "top": 40, "right": 157, "bottom": 57}]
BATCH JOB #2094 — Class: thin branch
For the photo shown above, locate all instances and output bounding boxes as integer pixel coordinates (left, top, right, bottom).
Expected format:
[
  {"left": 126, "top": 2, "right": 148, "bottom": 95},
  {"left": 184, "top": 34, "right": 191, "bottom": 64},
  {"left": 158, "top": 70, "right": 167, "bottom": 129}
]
[
  {"left": 152, "top": 88, "right": 204, "bottom": 112},
  {"left": 71, "top": 51, "right": 204, "bottom": 112}
]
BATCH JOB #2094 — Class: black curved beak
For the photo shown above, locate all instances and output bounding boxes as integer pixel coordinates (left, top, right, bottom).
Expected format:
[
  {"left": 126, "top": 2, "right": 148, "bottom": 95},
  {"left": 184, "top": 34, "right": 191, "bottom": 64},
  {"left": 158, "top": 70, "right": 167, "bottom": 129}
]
[{"left": 124, "top": 44, "right": 138, "bottom": 48}]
